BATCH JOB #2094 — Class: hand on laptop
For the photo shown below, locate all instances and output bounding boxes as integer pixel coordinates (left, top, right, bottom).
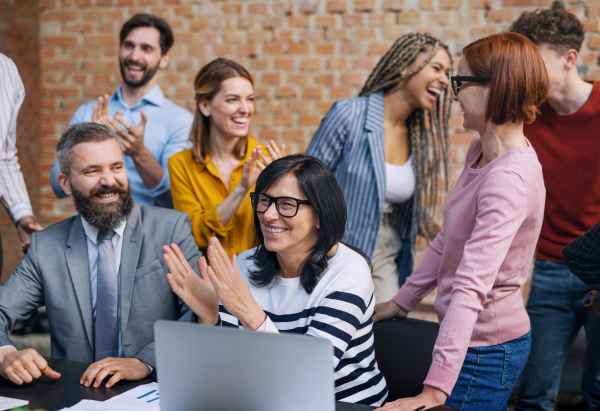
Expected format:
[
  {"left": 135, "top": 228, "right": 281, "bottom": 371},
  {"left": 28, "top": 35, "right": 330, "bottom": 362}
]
[
  {"left": 79, "top": 357, "right": 150, "bottom": 388},
  {"left": 204, "top": 237, "right": 266, "bottom": 330},
  {"left": 163, "top": 243, "right": 219, "bottom": 325},
  {"left": 374, "top": 385, "right": 447, "bottom": 410},
  {"left": 0, "top": 347, "right": 61, "bottom": 385}
]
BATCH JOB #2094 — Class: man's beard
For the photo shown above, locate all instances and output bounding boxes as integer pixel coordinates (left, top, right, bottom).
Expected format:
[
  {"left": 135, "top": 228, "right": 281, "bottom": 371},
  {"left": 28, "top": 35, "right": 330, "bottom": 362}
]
[
  {"left": 119, "top": 57, "right": 161, "bottom": 88},
  {"left": 73, "top": 184, "right": 134, "bottom": 232}
]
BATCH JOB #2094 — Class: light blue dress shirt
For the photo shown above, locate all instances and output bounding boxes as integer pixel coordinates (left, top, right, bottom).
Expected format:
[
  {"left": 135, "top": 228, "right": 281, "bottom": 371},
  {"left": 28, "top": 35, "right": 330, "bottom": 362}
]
[{"left": 50, "top": 84, "right": 193, "bottom": 208}]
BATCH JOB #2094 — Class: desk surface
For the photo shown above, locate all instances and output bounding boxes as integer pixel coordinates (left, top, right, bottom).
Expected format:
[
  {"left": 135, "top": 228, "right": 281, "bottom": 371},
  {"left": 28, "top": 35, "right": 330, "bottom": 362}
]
[
  {"left": 0, "top": 358, "right": 379, "bottom": 411},
  {"left": 0, "top": 358, "right": 456, "bottom": 411}
]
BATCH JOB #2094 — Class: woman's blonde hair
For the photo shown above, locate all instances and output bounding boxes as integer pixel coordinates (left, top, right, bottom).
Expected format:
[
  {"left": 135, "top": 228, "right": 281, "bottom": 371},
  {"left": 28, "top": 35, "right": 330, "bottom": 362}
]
[
  {"left": 190, "top": 58, "right": 254, "bottom": 164},
  {"left": 360, "top": 33, "right": 453, "bottom": 242}
]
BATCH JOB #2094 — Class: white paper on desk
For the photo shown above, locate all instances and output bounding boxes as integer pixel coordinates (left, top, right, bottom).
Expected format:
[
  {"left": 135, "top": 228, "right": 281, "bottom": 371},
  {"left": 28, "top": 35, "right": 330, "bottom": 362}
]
[
  {"left": 103, "top": 382, "right": 160, "bottom": 409},
  {"left": 60, "top": 399, "right": 153, "bottom": 410}
]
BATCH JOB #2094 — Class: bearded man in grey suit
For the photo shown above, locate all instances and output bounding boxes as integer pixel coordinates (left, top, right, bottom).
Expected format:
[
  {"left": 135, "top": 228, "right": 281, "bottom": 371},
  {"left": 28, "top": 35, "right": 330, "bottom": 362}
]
[{"left": 0, "top": 122, "right": 201, "bottom": 388}]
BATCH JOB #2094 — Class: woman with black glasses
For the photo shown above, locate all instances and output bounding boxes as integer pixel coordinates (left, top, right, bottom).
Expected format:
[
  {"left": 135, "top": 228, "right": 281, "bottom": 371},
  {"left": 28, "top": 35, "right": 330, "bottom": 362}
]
[
  {"left": 162, "top": 155, "right": 388, "bottom": 407},
  {"left": 374, "top": 33, "right": 548, "bottom": 411}
]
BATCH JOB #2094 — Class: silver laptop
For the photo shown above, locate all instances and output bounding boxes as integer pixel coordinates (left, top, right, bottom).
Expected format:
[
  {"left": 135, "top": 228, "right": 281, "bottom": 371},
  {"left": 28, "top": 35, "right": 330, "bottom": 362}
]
[{"left": 154, "top": 320, "right": 335, "bottom": 411}]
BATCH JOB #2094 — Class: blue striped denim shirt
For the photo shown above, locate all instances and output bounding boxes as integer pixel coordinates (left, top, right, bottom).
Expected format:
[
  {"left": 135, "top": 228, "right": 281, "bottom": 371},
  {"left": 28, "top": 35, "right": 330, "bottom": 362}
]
[{"left": 306, "top": 91, "right": 414, "bottom": 283}]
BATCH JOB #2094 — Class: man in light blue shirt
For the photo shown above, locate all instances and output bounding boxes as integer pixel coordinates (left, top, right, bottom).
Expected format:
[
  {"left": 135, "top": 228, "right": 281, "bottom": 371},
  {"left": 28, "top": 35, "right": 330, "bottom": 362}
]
[{"left": 50, "top": 13, "right": 192, "bottom": 208}]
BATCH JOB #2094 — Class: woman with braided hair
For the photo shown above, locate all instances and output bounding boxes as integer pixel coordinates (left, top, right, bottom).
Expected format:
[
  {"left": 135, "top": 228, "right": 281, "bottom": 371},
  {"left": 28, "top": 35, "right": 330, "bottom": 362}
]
[{"left": 306, "top": 33, "right": 452, "bottom": 303}]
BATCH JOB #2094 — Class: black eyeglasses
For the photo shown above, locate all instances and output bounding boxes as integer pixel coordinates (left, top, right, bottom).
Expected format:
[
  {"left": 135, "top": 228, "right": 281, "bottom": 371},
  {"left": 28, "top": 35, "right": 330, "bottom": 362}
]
[
  {"left": 250, "top": 192, "right": 311, "bottom": 218},
  {"left": 451, "top": 76, "right": 490, "bottom": 95}
]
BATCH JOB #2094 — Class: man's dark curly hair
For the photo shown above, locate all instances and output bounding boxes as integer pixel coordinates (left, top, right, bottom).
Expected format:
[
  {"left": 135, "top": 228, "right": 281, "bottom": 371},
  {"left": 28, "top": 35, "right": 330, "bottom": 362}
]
[{"left": 509, "top": 5, "right": 585, "bottom": 54}]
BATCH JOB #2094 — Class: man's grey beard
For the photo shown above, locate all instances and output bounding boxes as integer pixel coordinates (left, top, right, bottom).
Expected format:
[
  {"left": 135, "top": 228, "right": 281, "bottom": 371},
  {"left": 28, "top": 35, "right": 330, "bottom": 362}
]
[
  {"left": 119, "top": 57, "right": 161, "bottom": 88},
  {"left": 72, "top": 183, "right": 134, "bottom": 232}
]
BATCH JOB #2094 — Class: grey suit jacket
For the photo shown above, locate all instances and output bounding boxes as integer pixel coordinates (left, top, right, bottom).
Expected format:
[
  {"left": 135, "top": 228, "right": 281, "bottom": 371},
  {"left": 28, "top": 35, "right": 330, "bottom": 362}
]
[{"left": 0, "top": 203, "right": 201, "bottom": 369}]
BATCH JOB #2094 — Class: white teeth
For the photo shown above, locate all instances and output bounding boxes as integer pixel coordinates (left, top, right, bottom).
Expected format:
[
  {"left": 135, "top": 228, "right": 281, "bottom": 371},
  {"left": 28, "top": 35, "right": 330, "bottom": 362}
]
[
  {"left": 233, "top": 118, "right": 247, "bottom": 124},
  {"left": 97, "top": 193, "right": 116, "bottom": 198},
  {"left": 266, "top": 226, "right": 287, "bottom": 233},
  {"left": 427, "top": 88, "right": 441, "bottom": 95}
]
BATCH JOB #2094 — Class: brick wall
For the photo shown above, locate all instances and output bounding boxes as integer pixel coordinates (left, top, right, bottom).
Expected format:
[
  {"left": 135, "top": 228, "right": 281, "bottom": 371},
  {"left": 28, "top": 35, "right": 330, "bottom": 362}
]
[
  {"left": 2, "top": 0, "right": 600, "bottom": 283},
  {"left": 0, "top": 0, "right": 40, "bottom": 281}
]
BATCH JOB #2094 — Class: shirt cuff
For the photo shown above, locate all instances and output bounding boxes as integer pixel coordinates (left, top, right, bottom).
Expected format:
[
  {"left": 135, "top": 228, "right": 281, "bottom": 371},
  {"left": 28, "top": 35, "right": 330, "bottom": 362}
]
[
  {"left": 393, "top": 286, "right": 421, "bottom": 312},
  {"left": 423, "top": 362, "right": 460, "bottom": 397}
]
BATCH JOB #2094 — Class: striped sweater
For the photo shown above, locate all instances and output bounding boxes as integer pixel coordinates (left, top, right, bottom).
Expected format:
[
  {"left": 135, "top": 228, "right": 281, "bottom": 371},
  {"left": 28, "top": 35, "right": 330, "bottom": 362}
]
[{"left": 219, "top": 243, "right": 388, "bottom": 406}]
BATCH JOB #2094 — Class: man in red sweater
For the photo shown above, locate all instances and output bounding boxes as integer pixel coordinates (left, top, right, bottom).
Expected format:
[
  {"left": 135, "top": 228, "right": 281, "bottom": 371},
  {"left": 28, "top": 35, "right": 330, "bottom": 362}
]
[{"left": 511, "top": 7, "right": 600, "bottom": 411}]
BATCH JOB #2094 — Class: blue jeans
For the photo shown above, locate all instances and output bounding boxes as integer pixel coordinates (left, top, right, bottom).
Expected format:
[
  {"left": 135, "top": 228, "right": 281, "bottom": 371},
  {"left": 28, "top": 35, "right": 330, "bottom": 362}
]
[
  {"left": 446, "top": 330, "right": 531, "bottom": 411},
  {"left": 515, "top": 260, "right": 600, "bottom": 411}
]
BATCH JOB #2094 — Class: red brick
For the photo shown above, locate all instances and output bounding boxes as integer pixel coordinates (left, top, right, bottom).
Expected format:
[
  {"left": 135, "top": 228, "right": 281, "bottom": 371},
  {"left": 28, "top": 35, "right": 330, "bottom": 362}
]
[
  {"left": 263, "top": 43, "right": 284, "bottom": 54},
  {"left": 222, "top": 4, "right": 242, "bottom": 14},
  {"left": 275, "top": 58, "right": 295, "bottom": 70},
  {"left": 487, "top": 9, "right": 514, "bottom": 23},
  {"left": 382, "top": 0, "right": 402, "bottom": 12},
  {"left": 299, "top": 115, "right": 321, "bottom": 126},
  {"left": 343, "top": 13, "right": 366, "bottom": 25},
  {"left": 263, "top": 17, "right": 284, "bottom": 29},
  {"left": 259, "top": 129, "right": 280, "bottom": 141},
  {"left": 303, "top": 88, "right": 323, "bottom": 99},
  {"left": 315, "top": 43, "right": 336, "bottom": 55},
  {"left": 328, "top": 29, "right": 351, "bottom": 41},
  {"left": 274, "top": 115, "right": 294, "bottom": 126},
  {"left": 251, "top": 114, "right": 271, "bottom": 126},
  {"left": 262, "top": 101, "right": 286, "bottom": 113},
  {"left": 354, "top": 0, "right": 375, "bottom": 12},
  {"left": 248, "top": 3, "right": 268, "bottom": 14},
  {"left": 284, "top": 129, "right": 306, "bottom": 142},
  {"left": 315, "top": 74, "right": 335, "bottom": 85},
  {"left": 398, "top": 12, "right": 423, "bottom": 25},
  {"left": 175, "top": 6, "right": 194, "bottom": 17},
  {"left": 341, "top": 43, "right": 361, "bottom": 55},
  {"left": 341, "top": 73, "right": 366, "bottom": 86},
  {"left": 370, "top": 13, "right": 395, "bottom": 26},
  {"left": 282, "top": 74, "right": 304, "bottom": 85},
  {"left": 300, "top": 2, "right": 318, "bottom": 14},
  {"left": 300, "top": 58, "right": 321, "bottom": 71},
  {"left": 316, "top": 15, "right": 337, "bottom": 27},
  {"left": 290, "top": 100, "right": 312, "bottom": 113},
  {"left": 439, "top": 0, "right": 462, "bottom": 9},
  {"left": 327, "top": 58, "right": 349, "bottom": 70},
  {"left": 289, "top": 16, "right": 311, "bottom": 27},
  {"left": 469, "top": 0, "right": 491, "bottom": 8},
  {"left": 262, "top": 73, "right": 281, "bottom": 85},
  {"left": 326, "top": 1, "right": 346, "bottom": 13},
  {"left": 368, "top": 43, "right": 390, "bottom": 55},
  {"left": 590, "top": 35, "right": 600, "bottom": 50},
  {"left": 330, "top": 87, "right": 354, "bottom": 98},
  {"left": 44, "top": 36, "right": 78, "bottom": 46},
  {"left": 289, "top": 43, "right": 310, "bottom": 54},
  {"left": 275, "top": 87, "right": 297, "bottom": 98}
]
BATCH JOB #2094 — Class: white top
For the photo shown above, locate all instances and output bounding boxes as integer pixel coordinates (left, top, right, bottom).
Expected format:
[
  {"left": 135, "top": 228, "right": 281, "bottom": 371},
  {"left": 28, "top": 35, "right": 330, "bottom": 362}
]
[
  {"left": 0, "top": 53, "right": 33, "bottom": 224},
  {"left": 383, "top": 156, "right": 415, "bottom": 209},
  {"left": 219, "top": 243, "right": 388, "bottom": 407}
]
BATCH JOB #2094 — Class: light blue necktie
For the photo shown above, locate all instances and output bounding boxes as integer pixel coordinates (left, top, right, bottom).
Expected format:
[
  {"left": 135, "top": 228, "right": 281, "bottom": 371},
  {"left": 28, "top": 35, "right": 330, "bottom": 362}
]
[{"left": 95, "top": 230, "right": 118, "bottom": 361}]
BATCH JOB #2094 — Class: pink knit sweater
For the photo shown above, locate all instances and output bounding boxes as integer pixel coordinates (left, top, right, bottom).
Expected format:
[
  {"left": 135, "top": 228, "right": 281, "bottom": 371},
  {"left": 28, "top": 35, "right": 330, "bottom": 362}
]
[{"left": 393, "top": 135, "right": 545, "bottom": 396}]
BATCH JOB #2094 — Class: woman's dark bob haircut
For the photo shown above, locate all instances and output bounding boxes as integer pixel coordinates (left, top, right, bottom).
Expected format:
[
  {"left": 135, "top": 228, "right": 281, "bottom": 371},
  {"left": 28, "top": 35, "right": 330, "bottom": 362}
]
[
  {"left": 249, "top": 154, "right": 347, "bottom": 293},
  {"left": 463, "top": 32, "right": 548, "bottom": 125}
]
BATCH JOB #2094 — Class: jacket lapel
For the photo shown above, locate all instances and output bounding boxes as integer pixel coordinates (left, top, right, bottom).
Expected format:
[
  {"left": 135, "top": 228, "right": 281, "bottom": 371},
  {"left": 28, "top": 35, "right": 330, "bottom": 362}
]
[
  {"left": 119, "top": 204, "right": 143, "bottom": 336},
  {"left": 65, "top": 216, "right": 94, "bottom": 349},
  {"left": 365, "top": 92, "right": 386, "bottom": 208}
]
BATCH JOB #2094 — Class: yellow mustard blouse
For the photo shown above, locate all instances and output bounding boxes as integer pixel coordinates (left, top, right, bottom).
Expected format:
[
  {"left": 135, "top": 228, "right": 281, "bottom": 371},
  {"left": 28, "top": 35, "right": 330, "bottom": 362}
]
[{"left": 168, "top": 137, "right": 259, "bottom": 256}]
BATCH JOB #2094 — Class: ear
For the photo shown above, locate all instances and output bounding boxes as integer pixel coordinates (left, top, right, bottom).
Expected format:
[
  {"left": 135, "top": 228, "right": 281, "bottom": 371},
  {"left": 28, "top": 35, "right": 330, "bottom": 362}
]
[
  {"left": 564, "top": 49, "right": 579, "bottom": 70},
  {"left": 58, "top": 173, "right": 72, "bottom": 196},
  {"left": 159, "top": 51, "right": 171, "bottom": 70},
  {"left": 198, "top": 100, "right": 210, "bottom": 117}
]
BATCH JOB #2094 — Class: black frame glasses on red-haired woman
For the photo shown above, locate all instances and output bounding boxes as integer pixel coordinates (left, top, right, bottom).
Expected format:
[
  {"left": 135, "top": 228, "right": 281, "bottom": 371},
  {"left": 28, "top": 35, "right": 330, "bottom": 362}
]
[
  {"left": 250, "top": 192, "right": 311, "bottom": 218},
  {"left": 451, "top": 76, "right": 490, "bottom": 95}
]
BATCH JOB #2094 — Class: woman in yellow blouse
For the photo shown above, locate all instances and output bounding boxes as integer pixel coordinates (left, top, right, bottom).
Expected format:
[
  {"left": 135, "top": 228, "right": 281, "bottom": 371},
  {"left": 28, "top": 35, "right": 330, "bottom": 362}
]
[{"left": 169, "top": 58, "right": 284, "bottom": 256}]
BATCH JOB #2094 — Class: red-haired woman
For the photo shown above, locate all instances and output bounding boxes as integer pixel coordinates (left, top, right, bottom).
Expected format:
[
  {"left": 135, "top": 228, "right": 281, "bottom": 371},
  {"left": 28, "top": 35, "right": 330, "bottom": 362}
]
[{"left": 374, "top": 33, "right": 548, "bottom": 411}]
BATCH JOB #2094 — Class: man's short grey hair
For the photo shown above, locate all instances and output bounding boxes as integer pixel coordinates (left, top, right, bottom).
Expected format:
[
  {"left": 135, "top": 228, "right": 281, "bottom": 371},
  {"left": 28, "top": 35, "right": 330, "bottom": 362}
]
[{"left": 56, "top": 122, "right": 122, "bottom": 175}]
